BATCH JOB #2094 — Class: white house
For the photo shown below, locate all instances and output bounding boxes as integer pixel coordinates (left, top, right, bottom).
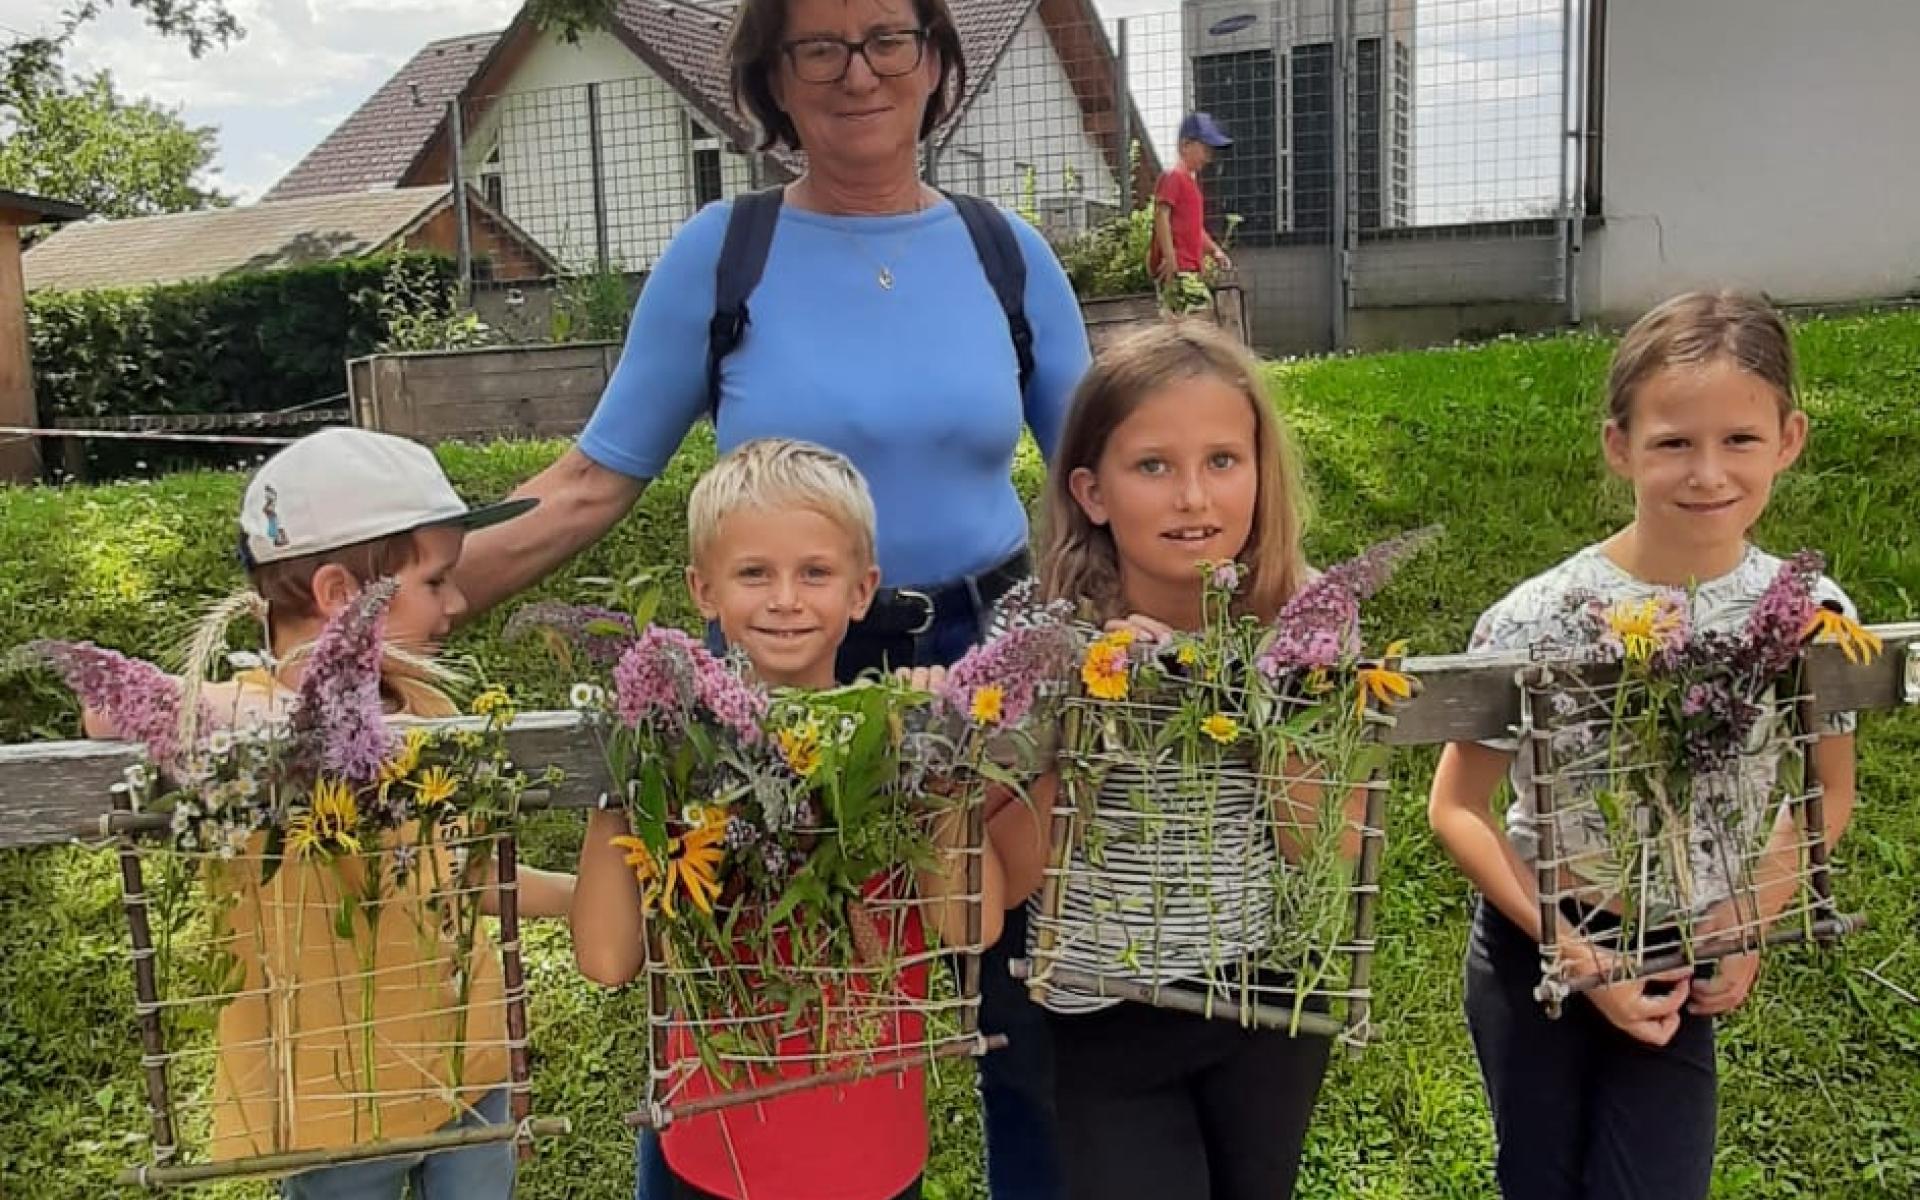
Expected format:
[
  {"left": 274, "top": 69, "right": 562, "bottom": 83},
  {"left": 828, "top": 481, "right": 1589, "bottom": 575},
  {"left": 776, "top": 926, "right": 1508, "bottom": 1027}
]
[{"left": 267, "top": 0, "right": 1156, "bottom": 277}]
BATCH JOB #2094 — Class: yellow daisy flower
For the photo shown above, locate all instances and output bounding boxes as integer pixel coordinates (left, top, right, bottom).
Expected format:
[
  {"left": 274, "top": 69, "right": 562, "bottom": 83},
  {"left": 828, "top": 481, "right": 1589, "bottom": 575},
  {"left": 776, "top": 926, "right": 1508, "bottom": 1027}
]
[
  {"left": 378, "top": 728, "right": 430, "bottom": 785},
  {"left": 1081, "top": 631, "right": 1134, "bottom": 701},
  {"left": 1603, "top": 598, "right": 1683, "bottom": 664},
  {"left": 413, "top": 765, "right": 460, "bottom": 809},
  {"left": 1199, "top": 713, "right": 1240, "bottom": 744},
  {"left": 290, "top": 776, "right": 362, "bottom": 858},
  {"left": 611, "top": 806, "right": 729, "bottom": 918},
  {"left": 970, "top": 685, "right": 1007, "bottom": 726},
  {"left": 777, "top": 719, "right": 824, "bottom": 779},
  {"left": 1802, "top": 607, "right": 1882, "bottom": 665}
]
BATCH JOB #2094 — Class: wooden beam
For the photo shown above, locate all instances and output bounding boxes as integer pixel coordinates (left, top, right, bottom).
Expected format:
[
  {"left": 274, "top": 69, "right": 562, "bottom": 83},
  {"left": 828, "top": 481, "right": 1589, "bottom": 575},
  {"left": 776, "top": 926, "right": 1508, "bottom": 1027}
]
[
  {"left": 3, "top": 627, "right": 1915, "bottom": 850},
  {"left": 0, "top": 225, "right": 40, "bottom": 483}
]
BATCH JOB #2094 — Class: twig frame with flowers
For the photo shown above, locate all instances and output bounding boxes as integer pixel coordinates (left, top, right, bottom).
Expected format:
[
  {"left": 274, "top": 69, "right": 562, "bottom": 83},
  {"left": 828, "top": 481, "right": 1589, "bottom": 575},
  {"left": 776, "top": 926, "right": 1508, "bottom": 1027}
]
[
  {"left": 1023, "top": 531, "right": 1434, "bottom": 1044},
  {"left": 12, "top": 584, "right": 537, "bottom": 1170},
  {"left": 1523, "top": 549, "right": 1881, "bottom": 1003},
  {"left": 522, "top": 590, "right": 1027, "bottom": 1110}
]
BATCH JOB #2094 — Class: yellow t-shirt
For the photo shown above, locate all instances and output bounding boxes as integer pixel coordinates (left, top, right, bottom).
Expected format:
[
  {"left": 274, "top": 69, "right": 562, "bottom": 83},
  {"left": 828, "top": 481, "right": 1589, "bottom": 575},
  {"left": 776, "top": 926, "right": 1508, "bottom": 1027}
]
[{"left": 204, "top": 673, "right": 509, "bottom": 1159}]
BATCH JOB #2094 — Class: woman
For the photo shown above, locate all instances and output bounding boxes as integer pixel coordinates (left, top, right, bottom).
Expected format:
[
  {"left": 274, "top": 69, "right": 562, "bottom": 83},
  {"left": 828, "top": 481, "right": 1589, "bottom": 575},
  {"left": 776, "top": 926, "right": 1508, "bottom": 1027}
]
[{"left": 454, "top": 0, "right": 1088, "bottom": 1195}]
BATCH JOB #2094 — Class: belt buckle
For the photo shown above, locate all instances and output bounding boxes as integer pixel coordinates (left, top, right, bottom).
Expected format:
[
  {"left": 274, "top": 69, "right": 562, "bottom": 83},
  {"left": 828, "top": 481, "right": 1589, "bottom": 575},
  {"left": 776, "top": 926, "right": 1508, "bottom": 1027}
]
[{"left": 895, "top": 588, "right": 936, "bottom": 636}]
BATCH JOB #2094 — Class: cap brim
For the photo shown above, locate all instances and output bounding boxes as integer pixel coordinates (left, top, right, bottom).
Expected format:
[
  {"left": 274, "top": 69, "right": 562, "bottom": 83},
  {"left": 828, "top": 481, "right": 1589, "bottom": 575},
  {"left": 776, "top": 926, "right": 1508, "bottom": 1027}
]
[
  {"left": 445, "top": 496, "right": 538, "bottom": 532},
  {"left": 1203, "top": 134, "right": 1232, "bottom": 147}
]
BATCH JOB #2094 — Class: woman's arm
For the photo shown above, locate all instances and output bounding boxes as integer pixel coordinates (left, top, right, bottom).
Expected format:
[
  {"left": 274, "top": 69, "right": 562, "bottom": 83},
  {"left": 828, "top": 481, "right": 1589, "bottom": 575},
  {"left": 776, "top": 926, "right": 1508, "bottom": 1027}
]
[
  {"left": 454, "top": 448, "right": 647, "bottom": 618},
  {"left": 917, "top": 805, "right": 1005, "bottom": 950},
  {"left": 990, "top": 772, "right": 1057, "bottom": 906},
  {"left": 571, "top": 807, "right": 649, "bottom": 987}
]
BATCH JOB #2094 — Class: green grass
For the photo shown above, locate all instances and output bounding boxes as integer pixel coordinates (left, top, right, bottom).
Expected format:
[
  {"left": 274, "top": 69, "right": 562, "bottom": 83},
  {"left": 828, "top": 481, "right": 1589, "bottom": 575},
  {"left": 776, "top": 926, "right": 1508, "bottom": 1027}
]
[{"left": 3, "top": 311, "right": 1919, "bottom": 1197}]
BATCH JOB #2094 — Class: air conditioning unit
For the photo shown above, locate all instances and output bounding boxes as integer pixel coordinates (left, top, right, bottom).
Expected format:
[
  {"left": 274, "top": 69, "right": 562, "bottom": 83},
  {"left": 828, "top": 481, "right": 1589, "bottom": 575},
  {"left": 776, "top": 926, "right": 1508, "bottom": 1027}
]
[{"left": 1184, "top": 1, "right": 1275, "bottom": 56}]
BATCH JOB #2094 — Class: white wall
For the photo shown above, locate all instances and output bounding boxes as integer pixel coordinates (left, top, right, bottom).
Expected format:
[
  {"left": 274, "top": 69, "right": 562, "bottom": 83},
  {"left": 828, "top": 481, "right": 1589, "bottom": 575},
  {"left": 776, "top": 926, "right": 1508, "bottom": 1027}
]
[
  {"left": 1584, "top": 0, "right": 1920, "bottom": 319},
  {"left": 942, "top": 11, "right": 1123, "bottom": 234},
  {"left": 465, "top": 30, "right": 755, "bottom": 272}
]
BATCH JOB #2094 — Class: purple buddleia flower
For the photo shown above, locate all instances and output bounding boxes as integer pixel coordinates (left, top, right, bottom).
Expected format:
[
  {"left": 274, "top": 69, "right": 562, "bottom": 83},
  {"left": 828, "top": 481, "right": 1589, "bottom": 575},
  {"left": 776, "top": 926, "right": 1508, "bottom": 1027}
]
[
  {"left": 1741, "top": 550, "right": 1825, "bottom": 682},
  {"left": 17, "top": 640, "right": 207, "bottom": 769},
  {"left": 612, "top": 626, "right": 767, "bottom": 742},
  {"left": 940, "top": 595, "right": 1082, "bottom": 725},
  {"left": 289, "top": 579, "right": 399, "bottom": 786},
  {"left": 503, "top": 601, "right": 637, "bottom": 667},
  {"left": 1258, "top": 526, "right": 1439, "bottom": 675}
]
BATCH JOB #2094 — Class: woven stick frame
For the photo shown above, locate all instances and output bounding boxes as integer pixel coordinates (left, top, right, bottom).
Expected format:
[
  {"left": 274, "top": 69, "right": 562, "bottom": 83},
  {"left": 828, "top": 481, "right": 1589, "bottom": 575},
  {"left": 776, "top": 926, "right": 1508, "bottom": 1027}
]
[
  {"left": 1525, "top": 658, "right": 1868, "bottom": 1016},
  {"left": 1018, "top": 692, "right": 1394, "bottom": 1046},
  {"left": 629, "top": 787, "right": 994, "bottom": 1129},
  {"left": 107, "top": 804, "right": 560, "bottom": 1187}
]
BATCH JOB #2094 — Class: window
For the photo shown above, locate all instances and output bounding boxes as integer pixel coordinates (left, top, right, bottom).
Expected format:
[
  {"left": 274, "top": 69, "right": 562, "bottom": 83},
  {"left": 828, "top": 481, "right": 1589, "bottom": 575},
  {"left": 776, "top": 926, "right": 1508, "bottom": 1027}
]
[
  {"left": 688, "top": 118, "right": 724, "bottom": 207},
  {"left": 478, "top": 142, "right": 505, "bottom": 211}
]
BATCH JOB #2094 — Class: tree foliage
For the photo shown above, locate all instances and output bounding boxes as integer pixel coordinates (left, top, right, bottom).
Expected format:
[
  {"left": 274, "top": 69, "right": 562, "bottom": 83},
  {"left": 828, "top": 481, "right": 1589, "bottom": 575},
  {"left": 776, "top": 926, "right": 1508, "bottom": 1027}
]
[{"left": 0, "top": 69, "right": 227, "bottom": 216}]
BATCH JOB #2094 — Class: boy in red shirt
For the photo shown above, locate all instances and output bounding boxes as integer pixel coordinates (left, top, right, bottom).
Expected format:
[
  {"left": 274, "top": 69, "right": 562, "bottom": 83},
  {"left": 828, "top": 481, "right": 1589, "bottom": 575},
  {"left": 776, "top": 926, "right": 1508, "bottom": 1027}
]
[
  {"left": 571, "top": 438, "right": 1008, "bottom": 1200},
  {"left": 1150, "top": 111, "right": 1234, "bottom": 297}
]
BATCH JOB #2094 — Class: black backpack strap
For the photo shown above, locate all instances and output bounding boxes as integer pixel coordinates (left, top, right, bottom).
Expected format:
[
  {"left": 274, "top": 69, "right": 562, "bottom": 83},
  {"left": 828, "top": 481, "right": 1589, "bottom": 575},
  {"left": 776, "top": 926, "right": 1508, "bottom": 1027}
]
[
  {"left": 946, "top": 191, "right": 1035, "bottom": 396},
  {"left": 707, "top": 186, "right": 785, "bottom": 416}
]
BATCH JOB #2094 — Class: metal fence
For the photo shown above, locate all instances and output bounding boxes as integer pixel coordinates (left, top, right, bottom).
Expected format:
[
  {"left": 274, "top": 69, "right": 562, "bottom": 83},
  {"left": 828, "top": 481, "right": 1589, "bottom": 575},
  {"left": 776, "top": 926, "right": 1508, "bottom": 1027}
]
[{"left": 449, "top": 0, "right": 1590, "bottom": 353}]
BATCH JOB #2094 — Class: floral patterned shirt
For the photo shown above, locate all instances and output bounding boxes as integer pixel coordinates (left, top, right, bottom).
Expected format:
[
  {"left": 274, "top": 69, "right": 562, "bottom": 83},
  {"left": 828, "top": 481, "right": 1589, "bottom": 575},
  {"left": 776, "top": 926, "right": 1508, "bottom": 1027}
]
[{"left": 1471, "top": 543, "right": 1856, "bottom": 915}]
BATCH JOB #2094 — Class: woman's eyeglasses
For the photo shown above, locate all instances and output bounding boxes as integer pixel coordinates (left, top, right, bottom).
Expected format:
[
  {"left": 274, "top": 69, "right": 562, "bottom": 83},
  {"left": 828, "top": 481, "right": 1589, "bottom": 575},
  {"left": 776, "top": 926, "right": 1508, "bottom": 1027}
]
[{"left": 781, "top": 29, "right": 928, "bottom": 84}]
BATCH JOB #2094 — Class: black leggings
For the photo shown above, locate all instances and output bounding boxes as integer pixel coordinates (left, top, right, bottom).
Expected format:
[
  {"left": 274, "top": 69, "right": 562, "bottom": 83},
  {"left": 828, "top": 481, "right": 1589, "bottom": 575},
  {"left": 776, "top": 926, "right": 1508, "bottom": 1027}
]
[
  {"left": 1049, "top": 999, "right": 1331, "bottom": 1200},
  {"left": 668, "top": 1176, "right": 921, "bottom": 1200},
  {"left": 1464, "top": 900, "right": 1718, "bottom": 1200}
]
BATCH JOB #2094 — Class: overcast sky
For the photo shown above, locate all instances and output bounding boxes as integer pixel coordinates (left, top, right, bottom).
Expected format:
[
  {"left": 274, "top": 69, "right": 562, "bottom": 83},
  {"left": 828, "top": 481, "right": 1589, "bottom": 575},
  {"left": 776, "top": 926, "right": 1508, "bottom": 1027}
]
[{"left": 4, "top": 0, "right": 1565, "bottom": 221}]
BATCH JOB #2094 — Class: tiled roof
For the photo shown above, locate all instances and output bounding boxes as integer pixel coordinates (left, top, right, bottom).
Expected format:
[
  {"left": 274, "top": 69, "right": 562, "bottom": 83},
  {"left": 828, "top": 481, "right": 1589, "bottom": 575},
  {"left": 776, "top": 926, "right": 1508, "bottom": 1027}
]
[
  {"left": 263, "top": 32, "right": 502, "bottom": 202},
  {"left": 267, "top": 0, "right": 1067, "bottom": 197},
  {"left": 22, "top": 188, "right": 450, "bottom": 292}
]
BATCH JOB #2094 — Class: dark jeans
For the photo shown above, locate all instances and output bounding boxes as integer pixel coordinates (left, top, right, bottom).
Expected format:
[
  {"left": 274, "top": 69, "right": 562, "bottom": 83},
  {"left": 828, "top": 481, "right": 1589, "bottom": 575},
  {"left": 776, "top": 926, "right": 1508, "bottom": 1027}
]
[
  {"left": 656, "top": 563, "right": 1063, "bottom": 1200},
  {"left": 1465, "top": 900, "right": 1718, "bottom": 1200},
  {"left": 1048, "top": 999, "right": 1331, "bottom": 1200}
]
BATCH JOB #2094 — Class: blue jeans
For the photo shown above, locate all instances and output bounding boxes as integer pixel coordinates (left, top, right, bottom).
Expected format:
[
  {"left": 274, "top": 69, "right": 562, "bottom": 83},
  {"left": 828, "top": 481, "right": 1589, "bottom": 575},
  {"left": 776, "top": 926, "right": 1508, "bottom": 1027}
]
[{"left": 281, "top": 1087, "right": 514, "bottom": 1200}]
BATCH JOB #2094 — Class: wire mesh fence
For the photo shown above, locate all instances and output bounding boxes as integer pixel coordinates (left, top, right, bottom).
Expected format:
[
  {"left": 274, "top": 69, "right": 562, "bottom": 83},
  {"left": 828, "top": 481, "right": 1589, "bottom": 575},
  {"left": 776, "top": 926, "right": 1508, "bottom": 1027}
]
[{"left": 449, "top": 0, "right": 1589, "bottom": 348}]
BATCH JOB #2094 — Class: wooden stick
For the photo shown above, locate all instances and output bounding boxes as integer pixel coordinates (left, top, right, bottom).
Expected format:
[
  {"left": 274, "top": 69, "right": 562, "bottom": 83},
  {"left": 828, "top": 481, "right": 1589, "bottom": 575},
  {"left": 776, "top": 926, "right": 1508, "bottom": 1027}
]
[
  {"left": 1521, "top": 670, "right": 1568, "bottom": 1019},
  {"left": 1553, "top": 915, "right": 1868, "bottom": 998},
  {"left": 1794, "top": 664, "right": 1840, "bottom": 944},
  {"left": 116, "top": 1118, "right": 571, "bottom": 1188},
  {"left": 1024, "top": 705, "right": 1081, "bottom": 1007},
  {"left": 625, "top": 1034, "right": 1007, "bottom": 1129},
  {"left": 495, "top": 831, "right": 533, "bottom": 1138},
  {"left": 1342, "top": 734, "right": 1390, "bottom": 1053},
  {"left": 1010, "top": 962, "right": 1345, "bottom": 1039},
  {"left": 113, "top": 777, "right": 178, "bottom": 1164}
]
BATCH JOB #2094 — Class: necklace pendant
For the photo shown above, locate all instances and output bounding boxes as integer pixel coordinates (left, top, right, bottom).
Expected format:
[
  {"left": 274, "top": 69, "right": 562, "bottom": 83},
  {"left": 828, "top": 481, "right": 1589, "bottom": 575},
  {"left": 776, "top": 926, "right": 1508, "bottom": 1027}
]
[{"left": 877, "top": 266, "right": 894, "bottom": 290}]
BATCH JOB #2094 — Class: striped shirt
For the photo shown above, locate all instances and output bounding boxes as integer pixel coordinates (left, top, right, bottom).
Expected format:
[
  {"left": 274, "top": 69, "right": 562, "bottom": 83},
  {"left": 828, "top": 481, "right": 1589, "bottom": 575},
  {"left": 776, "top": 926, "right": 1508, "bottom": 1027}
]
[{"left": 1027, "top": 747, "right": 1281, "bottom": 1015}]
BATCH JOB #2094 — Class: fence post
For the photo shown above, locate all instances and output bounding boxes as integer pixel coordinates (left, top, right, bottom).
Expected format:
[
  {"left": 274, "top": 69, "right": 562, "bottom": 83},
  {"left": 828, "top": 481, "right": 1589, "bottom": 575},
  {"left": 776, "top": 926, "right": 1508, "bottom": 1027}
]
[
  {"left": 1560, "top": 0, "right": 1585, "bottom": 324},
  {"left": 587, "top": 82, "right": 612, "bottom": 272},
  {"left": 448, "top": 100, "right": 473, "bottom": 305},
  {"left": 1329, "top": 0, "right": 1352, "bottom": 350},
  {"left": 1116, "top": 17, "right": 1132, "bottom": 214}
]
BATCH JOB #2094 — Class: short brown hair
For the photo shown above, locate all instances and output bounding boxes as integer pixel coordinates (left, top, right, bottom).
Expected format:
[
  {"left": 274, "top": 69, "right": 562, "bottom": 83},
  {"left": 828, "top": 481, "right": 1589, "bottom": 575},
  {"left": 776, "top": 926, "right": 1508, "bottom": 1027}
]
[
  {"left": 727, "top": 0, "right": 966, "bottom": 153},
  {"left": 1607, "top": 290, "right": 1797, "bottom": 429},
  {"left": 249, "top": 531, "right": 420, "bottom": 630},
  {"left": 1039, "top": 323, "right": 1311, "bottom": 624}
]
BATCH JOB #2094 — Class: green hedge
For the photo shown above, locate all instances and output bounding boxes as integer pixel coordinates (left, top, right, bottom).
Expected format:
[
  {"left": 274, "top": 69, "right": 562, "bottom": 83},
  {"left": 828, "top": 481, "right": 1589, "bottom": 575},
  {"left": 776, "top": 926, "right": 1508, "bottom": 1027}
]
[
  {"left": 26, "top": 254, "right": 457, "bottom": 422},
  {"left": 3, "top": 312, "right": 1920, "bottom": 1198}
]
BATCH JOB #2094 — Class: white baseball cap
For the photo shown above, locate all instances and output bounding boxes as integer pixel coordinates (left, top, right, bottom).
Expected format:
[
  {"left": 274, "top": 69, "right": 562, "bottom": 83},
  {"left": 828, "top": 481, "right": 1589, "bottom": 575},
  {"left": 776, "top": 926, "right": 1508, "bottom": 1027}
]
[{"left": 240, "top": 428, "right": 536, "bottom": 567}]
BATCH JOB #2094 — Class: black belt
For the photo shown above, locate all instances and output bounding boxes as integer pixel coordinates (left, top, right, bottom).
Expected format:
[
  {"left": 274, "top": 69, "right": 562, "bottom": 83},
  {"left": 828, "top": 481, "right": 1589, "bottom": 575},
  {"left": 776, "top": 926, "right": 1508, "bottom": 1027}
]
[{"left": 860, "top": 548, "right": 1032, "bottom": 637}]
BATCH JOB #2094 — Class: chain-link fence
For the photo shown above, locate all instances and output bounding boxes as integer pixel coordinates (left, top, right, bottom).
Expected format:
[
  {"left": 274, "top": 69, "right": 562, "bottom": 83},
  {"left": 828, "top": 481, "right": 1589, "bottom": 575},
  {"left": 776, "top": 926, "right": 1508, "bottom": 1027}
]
[{"left": 450, "top": 0, "right": 1589, "bottom": 354}]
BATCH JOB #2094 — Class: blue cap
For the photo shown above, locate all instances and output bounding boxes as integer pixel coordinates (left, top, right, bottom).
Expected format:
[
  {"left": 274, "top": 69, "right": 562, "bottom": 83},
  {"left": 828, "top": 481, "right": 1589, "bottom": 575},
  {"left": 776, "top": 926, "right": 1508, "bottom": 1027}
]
[{"left": 1178, "top": 112, "right": 1232, "bottom": 148}]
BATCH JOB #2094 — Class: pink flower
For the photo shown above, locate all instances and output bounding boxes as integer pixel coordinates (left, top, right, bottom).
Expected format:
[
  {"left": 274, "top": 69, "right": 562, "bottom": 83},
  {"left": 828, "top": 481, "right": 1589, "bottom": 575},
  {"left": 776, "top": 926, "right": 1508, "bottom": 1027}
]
[
  {"left": 936, "top": 583, "right": 1078, "bottom": 727},
  {"left": 1741, "top": 549, "right": 1824, "bottom": 681},
  {"left": 1210, "top": 561, "right": 1244, "bottom": 593},
  {"left": 1258, "top": 527, "right": 1436, "bottom": 676},
  {"left": 18, "top": 640, "right": 205, "bottom": 769},
  {"left": 290, "top": 579, "right": 398, "bottom": 786},
  {"left": 612, "top": 626, "right": 767, "bottom": 743}
]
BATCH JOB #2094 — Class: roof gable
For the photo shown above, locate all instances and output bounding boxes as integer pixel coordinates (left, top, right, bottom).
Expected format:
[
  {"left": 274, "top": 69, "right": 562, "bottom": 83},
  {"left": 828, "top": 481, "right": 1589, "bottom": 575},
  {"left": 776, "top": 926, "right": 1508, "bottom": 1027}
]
[{"left": 264, "top": 33, "right": 501, "bottom": 203}]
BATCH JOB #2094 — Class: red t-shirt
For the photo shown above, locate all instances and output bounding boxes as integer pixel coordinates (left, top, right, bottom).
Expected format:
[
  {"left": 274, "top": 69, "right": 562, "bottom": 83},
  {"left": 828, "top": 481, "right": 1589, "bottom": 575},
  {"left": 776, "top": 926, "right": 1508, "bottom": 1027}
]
[
  {"left": 660, "top": 890, "right": 930, "bottom": 1200},
  {"left": 1150, "top": 167, "right": 1208, "bottom": 274}
]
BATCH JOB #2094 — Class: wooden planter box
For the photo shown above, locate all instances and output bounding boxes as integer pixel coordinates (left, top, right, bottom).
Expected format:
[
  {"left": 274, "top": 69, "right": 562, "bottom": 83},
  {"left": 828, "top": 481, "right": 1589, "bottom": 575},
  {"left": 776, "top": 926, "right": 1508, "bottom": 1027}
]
[
  {"left": 348, "top": 342, "right": 620, "bottom": 444},
  {"left": 1079, "top": 281, "right": 1250, "bottom": 356}
]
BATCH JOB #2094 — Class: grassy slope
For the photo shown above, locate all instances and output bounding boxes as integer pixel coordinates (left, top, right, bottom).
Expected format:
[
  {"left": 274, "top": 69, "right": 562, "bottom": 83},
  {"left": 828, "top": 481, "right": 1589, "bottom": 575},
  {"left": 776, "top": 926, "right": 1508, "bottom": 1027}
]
[{"left": 1, "top": 312, "right": 1916, "bottom": 1198}]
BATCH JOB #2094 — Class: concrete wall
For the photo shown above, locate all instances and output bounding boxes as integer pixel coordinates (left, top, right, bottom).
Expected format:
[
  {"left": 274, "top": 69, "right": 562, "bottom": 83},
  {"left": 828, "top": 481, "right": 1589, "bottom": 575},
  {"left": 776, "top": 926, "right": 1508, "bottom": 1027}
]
[{"left": 1584, "top": 0, "right": 1920, "bottom": 320}]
